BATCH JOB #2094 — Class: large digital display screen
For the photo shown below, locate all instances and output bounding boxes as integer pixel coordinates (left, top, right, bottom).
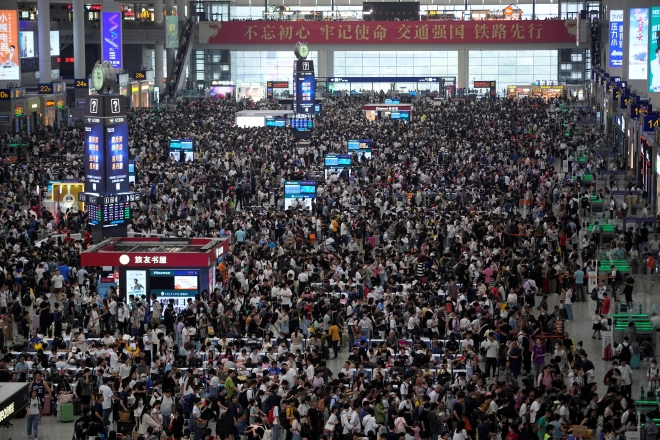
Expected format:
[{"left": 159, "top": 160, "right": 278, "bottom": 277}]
[
  {"left": 284, "top": 180, "right": 317, "bottom": 209},
  {"left": 150, "top": 269, "right": 199, "bottom": 311},
  {"left": 609, "top": 10, "right": 623, "bottom": 67},
  {"left": 629, "top": 8, "right": 649, "bottom": 80},
  {"left": 324, "top": 154, "right": 352, "bottom": 180},
  {"left": 649, "top": 7, "right": 660, "bottom": 92},
  {"left": 105, "top": 123, "right": 129, "bottom": 192},
  {"left": 266, "top": 118, "right": 286, "bottom": 127},
  {"left": 0, "top": 11, "right": 20, "bottom": 81},
  {"left": 102, "top": 202, "right": 130, "bottom": 225},
  {"left": 347, "top": 139, "right": 373, "bottom": 150},
  {"left": 126, "top": 270, "right": 147, "bottom": 298},
  {"left": 289, "top": 118, "right": 313, "bottom": 131},
  {"left": 85, "top": 124, "right": 105, "bottom": 193},
  {"left": 169, "top": 139, "right": 194, "bottom": 162},
  {"left": 293, "top": 60, "right": 315, "bottom": 114},
  {"left": 50, "top": 31, "right": 60, "bottom": 57},
  {"left": 18, "top": 31, "right": 34, "bottom": 58},
  {"left": 88, "top": 204, "right": 101, "bottom": 225},
  {"left": 209, "top": 86, "right": 235, "bottom": 99},
  {"left": 101, "top": 11, "right": 123, "bottom": 69}
]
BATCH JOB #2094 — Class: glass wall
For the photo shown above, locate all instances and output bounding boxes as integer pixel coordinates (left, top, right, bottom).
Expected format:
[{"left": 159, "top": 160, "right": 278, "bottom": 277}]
[
  {"left": 334, "top": 51, "right": 458, "bottom": 77},
  {"left": 231, "top": 51, "right": 318, "bottom": 86},
  {"left": 469, "top": 50, "right": 557, "bottom": 91}
]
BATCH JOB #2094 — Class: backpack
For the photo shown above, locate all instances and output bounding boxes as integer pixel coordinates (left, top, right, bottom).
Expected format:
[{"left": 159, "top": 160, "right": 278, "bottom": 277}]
[
  {"left": 615, "top": 271, "right": 623, "bottom": 284},
  {"left": 267, "top": 406, "right": 276, "bottom": 424},
  {"left": 238, "top": 391, "right": 250, "bottom": 413},
  {"left": 261, "top": 428, "right": 273, "bottom": 440},
  {"left": 620, "top": 344, "right": 632, "bottom": 363},
  {"left": 590, "top": 288, "right": 598, "bottom": 301},
  {"left": 22, "top": 291, "right": 32, "bottom": 307}
]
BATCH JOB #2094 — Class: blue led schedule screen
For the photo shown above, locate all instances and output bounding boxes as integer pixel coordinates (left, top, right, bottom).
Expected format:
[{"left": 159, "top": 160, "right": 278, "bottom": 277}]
[
  {"left": 169, "top": 139, "right": 194, "bottom": 162},
  {"left": 101, "top": 12, "right": 123, "bottom": 69},
  {"left": 289, "top": 118, "right": 313, "bottom": 131},
  {"left": 85, "top": 124, "right": 105, "bottom": 193},
  {"left": 284, "top": 180, "right": 317, "bottom": 209},
  {"left": 105, "top": 123, "right": 129, "bottom": 192}
]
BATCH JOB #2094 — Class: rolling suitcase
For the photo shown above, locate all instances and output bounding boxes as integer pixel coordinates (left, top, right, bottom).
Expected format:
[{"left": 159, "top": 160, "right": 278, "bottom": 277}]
[
  {"left": 43, "top": 394, "right": 51, "bottom": 415},
  {"left": 73, "top": 397, "right": 81, "bottom": 415},
  {"left": 60, "top": 402, "right": 74, "bottom": 422},
  {"left": 322, "top": 345, "right": 330, "bottom": 360},
  {"left": 117, "top": 420, "right": 134, "bottom": 436},
  {"left": 32, "top": 314, "right": 40, "bottom": 330},
  {"left": 603, "top": 345, "right": 612, "bottom": 360},
  {"left": 631, "top": 353, "right": 641, "bottom": 369}
]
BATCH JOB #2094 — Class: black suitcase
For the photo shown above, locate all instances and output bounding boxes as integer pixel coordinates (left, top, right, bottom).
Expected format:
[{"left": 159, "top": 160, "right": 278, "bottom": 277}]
[
  {"left": 73, "top": 397, "right": 81, "bottom": 415},
  {"left": 117, "top": 420, "right": 134, "bottom": 436},
  {"left": 322, "top": 345, "right": 330, "bottom": 360}
]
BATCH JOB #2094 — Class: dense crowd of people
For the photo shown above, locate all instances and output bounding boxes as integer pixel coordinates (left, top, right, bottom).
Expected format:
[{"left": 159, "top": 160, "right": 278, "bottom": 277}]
[{"left": 0, "top": 92, "right": 650, "bottom": 440}]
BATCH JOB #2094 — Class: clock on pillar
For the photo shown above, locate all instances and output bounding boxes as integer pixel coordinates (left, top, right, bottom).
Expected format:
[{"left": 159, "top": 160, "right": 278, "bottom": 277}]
[
  {"left": 292, "top": 43, "right": 315, "bottom": 115},
  {"left": 91, "top": 61, "right": 117, "bottom": 94}
]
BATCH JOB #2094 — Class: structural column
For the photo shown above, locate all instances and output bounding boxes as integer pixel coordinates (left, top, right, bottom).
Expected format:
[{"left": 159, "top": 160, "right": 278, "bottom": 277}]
[
  {"left": 72, "top": 0, "right": 86, "bottom": 79},
  {"left": 457, "top": 49, "right": 468, "bottom": 90},
  {"left": 37, "top": 0, "right": 52, "bottom": 82},
  {"left": 166, "top": 0, "right": 175, "bottom": 83},
  {"left": 155, "top": 43, "right": 164, "bottom": 96},
  {"left": 155, "top": 0, "right": 164, "bottom": 24}
]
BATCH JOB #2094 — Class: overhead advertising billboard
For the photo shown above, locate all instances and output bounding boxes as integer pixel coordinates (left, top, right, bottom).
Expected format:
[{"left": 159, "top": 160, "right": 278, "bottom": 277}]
[
  {"left": 101, "top": 11, "right": 123, "bottom": 68},
  {"left": 50, "top": 30, "right": 60, "bottom": 57},
  {"left": 609, "top": 10, "right": 623, "bottom": 67},
  {"left": 0, "top": 11, "right": 19, "bottom": 81},
  {"left": 18, "top": 31, "right": 34, "bottom": 58},
  {"left": 165, "top": 15, "right": 178, "bottom": 49},
  {"left": 649, "top": 7, "right": 660, "bottom": 92},
  {"left": 629, "top": 8, "right": 649, "bottom": 80},
  {"left": 126, "top": 270, "right": 147, "bottom": 298}
]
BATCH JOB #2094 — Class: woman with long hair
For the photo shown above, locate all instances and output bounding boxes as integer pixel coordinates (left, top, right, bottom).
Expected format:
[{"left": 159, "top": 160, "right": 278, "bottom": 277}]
[{"left": 290, "top": 410, "right": 302, "bottom": 440}]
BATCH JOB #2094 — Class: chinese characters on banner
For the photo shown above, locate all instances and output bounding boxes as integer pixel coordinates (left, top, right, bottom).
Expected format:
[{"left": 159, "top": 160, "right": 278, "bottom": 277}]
[
  {"left": 609, "top": 10, "right": 623, "bottom": 67},
  {"left": 200, "top": 20, "right": 577, "bottom": 45},
  {"left": 0, "top": 10, "right": 20, "bottom": 81},
  {"left": 629, "top": 8, "right": 649, "bottom": 80}
]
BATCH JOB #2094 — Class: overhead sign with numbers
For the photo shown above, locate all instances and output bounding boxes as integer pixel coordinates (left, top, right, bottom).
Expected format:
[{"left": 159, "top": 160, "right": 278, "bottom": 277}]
[{"left": 200, "top": 20, "right": 577, "bottom": 45}]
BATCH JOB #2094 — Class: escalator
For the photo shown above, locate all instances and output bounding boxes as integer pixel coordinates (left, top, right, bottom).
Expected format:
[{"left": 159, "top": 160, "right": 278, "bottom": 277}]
[{"left": 165, "top": 16, "right": 196, "bottom": 98}]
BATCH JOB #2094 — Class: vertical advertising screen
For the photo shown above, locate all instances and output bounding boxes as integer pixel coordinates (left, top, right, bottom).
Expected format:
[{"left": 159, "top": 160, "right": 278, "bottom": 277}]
[
  {"left": 105, "top": 123, "right": 129, "bottom": 192},
  {"left": 0, "top": 10, "right": 19, "bottom": 81},
  {"left": 101, "top": 11, "right": 123, "bottom": 69},
  {"left": 50, "top": 31, "right": 60, "bottom": 57},
  {"left": 128, "top": 160, "right": 135, "bottom": 184},
  {"left": 629, "top": 8, "right": 649, "bottom": 80},
  {"left": 284, "top": 181, "right": 317, "bottom": 209},
  {"left": 165, "top": 16, "right": 179, "bottom": 49},
  {"left": 18, "top": 31, "right": 34, "bottom": 58},
  {"left": 609, "top": 10, "right": 623, "bottom": 67},
  {"left": 649, "top": 7, "right": 660, "bottom": 92},
  {"left": 293, "top": 60, "right": 315, "bottom": 114},
  {"left": 126, "top": 270, "right": 147, "bottom": 298},
  {"left": 85, "top": 124, "right": 105, "bottom": 193}
]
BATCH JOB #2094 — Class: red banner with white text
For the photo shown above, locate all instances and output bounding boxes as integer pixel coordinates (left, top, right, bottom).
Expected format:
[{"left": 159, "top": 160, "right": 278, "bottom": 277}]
[{"left": 200, "top": 20, "right": 577, "bottom": 45}]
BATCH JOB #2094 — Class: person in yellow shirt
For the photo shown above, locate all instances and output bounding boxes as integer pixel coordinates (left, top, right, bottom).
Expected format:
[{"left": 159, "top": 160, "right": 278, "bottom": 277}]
[{"left": 328, "top": 323, "right": 341, "bottom": 358}]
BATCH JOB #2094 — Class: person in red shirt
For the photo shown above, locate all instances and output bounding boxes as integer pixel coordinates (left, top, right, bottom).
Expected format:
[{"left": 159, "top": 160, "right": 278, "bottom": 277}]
[
  {"left": 601, "top": 292, "right": 611, "bottom": 316},
  {"left": 505, "top": 424, "right": 519, "bottom": 440}
]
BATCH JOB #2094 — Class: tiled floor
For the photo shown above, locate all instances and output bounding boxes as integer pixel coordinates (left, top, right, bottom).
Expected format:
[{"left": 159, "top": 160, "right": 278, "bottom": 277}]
[{"left": 4, "top": 275, "right": 658, "bottom": 439}]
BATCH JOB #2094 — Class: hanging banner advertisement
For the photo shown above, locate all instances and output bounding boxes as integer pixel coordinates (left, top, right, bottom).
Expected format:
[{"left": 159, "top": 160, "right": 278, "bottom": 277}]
[
  {"left": 165, "top": 16, "right": 179, "bottom": 49},
  {"left": 0, "top": 11, "right": 19, "bottom": 81},
  {"left": 629, "top": 8, "right": 649, "bottom": 80},
  {"left": 101, "top": 11, "right": 123, "bottom": 68},
  {"left": 18, "top": 31, "right": 34, "bottom": 58},
  {"left": 199, "top": 20, "right": 578, "bottom": 45},
  {"left": 609, "top": 10, "right": 623, "bottom": 67},
  {"left": 50, "top": 31, "right": 60, "bottom": 57},
  {"left": 649, "top": 7, "right": 660, "bottom": 92}
]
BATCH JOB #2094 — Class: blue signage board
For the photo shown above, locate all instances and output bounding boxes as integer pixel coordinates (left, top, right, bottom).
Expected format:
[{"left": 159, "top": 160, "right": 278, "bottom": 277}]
[
  {"left": 642, "top": 115, "right": 660, "bottom": 132},
  {"left": 101, "top": 11, "right": 123, "bottom": 68},
  {"left": 105, "top": 123, "right": 129, "bottom": 193},
  {"left": 85, "top": 124, "right": 105, "bottom": 193},
  {"left": 620, "top": 94, "right": 630, "bottom": 109}
]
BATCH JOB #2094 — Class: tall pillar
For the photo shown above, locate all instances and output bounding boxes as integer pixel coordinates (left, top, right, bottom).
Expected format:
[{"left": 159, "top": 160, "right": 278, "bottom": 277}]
[
  {"left": 37, "top": 0, "right": 52, "bottom": 82},
  {"left": 155, "top": 0, "right": 164, "bottom": 23},
  {"left": 457, "top": 49, "right": 468, "bottom": 90},
  {"left": 166, "top": 0, "right": 175, "bottom": 83},
  {"left": 73, "top": 0, "right": 86, "bottom": 78},
  {"left": 155, "top": 43, "right": 164, "bottom": 95},
  {"left": 317, "top": 49, "right": 334, "bottom": 79}
]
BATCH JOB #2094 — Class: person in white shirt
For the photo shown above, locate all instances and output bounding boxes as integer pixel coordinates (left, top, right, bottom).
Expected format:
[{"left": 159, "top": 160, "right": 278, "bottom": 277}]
[
  {"left": 99, "top": 377, "right": 118, "bottom": 426},
  {"left": 529, "top": 395, "right": 542, "bottom": 424}
]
